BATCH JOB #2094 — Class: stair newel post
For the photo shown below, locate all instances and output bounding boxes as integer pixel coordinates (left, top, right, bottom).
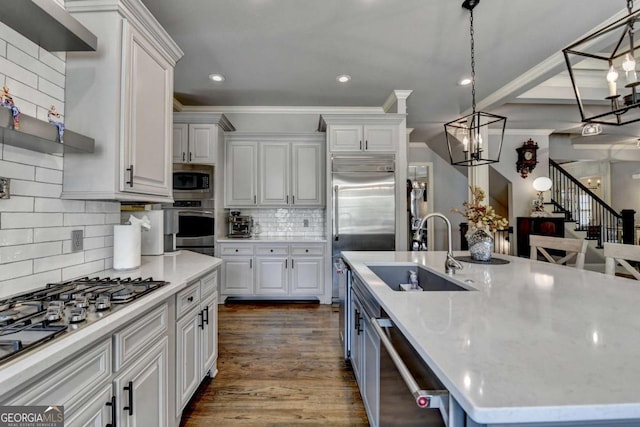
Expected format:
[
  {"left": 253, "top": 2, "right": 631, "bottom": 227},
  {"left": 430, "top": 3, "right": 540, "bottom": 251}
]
[{"left": 621, "top": 209, "right": 636, "bottom": 244}]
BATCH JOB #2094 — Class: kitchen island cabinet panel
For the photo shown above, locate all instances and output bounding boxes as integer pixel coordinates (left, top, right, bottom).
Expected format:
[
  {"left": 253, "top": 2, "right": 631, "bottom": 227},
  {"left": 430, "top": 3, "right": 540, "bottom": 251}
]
[
  {"left": 176, "top": 306, "right": 201, "bottom": 414},
  {"left": 65, "top": 383, "right": 113, "bottom": 427}
]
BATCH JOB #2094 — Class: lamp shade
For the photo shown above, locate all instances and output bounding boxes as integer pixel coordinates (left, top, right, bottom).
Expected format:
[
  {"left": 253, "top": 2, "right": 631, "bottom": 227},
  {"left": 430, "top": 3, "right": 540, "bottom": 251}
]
[
  {"left": 563, "top": 8, "right": 640, "bottom": 126},
  {"left": 533, "top": 177, "right": 552, "bottom": 192}
]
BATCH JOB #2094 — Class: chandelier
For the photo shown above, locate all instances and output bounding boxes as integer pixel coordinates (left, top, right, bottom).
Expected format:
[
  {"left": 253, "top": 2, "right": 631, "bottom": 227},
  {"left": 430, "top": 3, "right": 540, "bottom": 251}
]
[
  {"left": 444, "top": 0, "right": 506, "bottom": 167},
  {"left": 563, "top": 0, "right": 640, "bottom": 126}
]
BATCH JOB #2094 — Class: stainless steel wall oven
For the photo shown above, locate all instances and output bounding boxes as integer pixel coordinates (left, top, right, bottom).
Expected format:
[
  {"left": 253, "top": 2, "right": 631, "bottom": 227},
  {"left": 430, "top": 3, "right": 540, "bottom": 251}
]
[{"left": 171, "top": 201, "right": 215, "bottom": 256}]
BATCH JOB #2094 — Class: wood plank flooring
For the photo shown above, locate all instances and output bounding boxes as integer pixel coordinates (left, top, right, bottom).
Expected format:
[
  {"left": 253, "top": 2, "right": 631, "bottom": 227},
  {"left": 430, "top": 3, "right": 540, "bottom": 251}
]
[{"left": 180, "top": 303, "right": 369, "bottom": 426}]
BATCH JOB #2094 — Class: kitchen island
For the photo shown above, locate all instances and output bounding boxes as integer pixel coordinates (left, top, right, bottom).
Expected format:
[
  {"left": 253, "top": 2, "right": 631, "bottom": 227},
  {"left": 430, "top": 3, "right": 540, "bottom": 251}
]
[{"left": 342, "top": 250, "right": 640, "bottom": 426}]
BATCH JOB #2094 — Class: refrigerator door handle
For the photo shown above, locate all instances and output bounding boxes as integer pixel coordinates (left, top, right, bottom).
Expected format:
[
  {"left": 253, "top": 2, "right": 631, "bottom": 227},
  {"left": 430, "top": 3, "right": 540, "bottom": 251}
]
[{"left": 334, "top": 185, "right": 339, "bottom": 241}]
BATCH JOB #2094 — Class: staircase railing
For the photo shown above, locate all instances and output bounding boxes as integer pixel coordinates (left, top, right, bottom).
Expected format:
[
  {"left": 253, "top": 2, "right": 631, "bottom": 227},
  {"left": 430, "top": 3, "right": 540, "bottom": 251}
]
[{"left": 549, "top": 159, "right": 624, "bottom": 247}]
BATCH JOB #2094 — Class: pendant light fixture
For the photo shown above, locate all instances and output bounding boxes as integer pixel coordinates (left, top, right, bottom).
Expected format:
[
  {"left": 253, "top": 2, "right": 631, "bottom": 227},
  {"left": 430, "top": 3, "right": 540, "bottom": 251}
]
[
  {"left": 444, "top": 0, "right": 506, "bottom": 167},
  {"left": 563, "top": 0, "right": 640, "bottom": 126}
]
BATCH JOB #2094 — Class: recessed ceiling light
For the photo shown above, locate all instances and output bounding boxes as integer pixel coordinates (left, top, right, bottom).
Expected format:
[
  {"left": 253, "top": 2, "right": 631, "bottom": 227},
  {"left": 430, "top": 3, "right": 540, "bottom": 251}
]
[
  {"left": 458, "top": 77, "right": 472, "bottom": 86},
  {"left": 209, "top": 74, "right": 225, "bottom": 82},
  {"left": 336, "top": 74, "right": 351, "bottom": 83}
]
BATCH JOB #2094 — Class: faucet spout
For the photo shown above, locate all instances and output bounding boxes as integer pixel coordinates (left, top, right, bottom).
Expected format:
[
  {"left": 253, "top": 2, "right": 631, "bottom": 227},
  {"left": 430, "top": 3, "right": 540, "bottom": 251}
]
[{"left": 413, "top": 213, "right": 463, "bottom": 275}]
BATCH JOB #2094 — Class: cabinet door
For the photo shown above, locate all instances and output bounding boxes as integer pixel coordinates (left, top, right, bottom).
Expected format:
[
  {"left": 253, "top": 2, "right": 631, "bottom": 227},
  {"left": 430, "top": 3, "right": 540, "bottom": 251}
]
[
  {"left": 172, "top": 123, "right": 189, "bottom": 164},
  {"left": 256, "top": 257, "right": 288, "bottom": 295},
  {"left": 121, "top": 21, "right": 173, "bottom": 197},
  {"left": 222, "top": 257, "right": 254, "bottom": 294},
  {"left": 201, "top": 292, "right": 218, "bottom": 376},
  {"left": 290, "top": 256, "right": 323, "bottom": 295},
  {"left": 363, "top": 318, "right": 380, "bottom": 427},
  {"left": 291, "top": 142, "right": 324, "bottom": 206},
  {"left": 350, "top": 292, "right": 364, "bottom": 384},
  {"left": 176, "top": 308, "right": 201, "bottom": 413},
  {"left": 115, "top": 337, "right": 168, "bottom": 427},
  {"left": 363, "top": 124, "right": 397, "bottom": 152},
  {"left": 259, "top": 142, "right": 290, "bottom": 205},
  {"left": 225, "top": 141, "right": 258, "bottom": 206},
  {"left": 189, "top": 124, "right": 217, "bottom": 164},
  {"left": 329, "top": 125, "right": 364, "bottom": 151},
  {"left": 65, "top": 384, "right": 114, "bottom": 427}
]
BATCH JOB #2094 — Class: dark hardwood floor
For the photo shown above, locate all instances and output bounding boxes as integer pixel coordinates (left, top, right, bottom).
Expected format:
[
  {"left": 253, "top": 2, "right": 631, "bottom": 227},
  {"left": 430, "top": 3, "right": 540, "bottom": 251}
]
[{"left": 180, "top": 303, "right": 369, "bottom": 426}]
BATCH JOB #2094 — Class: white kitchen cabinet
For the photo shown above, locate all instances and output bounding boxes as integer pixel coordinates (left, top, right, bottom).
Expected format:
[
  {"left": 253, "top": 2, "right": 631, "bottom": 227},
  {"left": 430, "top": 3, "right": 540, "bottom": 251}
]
[
  {"left": 363, "top": 316, "right": 380, "bottom": 427},
  {"left": 220, "top": 242, "right": 325, "bottom": 300},
  {"left": 173, "top": 113, "right": 235, "bottom": 164},
  {"left": 351, "top": 290, "right": 364, "bottom": 383},
  {"left": 65, "top": 384, "right": 114, "bottom": 427},
  {"left": 226, "top": 134, "right": 325, "bottom": 208},
  {"left": 176, "top": 272, "right": 220, "bottom": 414},
  {"left": 225, "top": 141, "right": 258, "bottom": 206},
  {"left": 114, "top": 336, "right": 168, "bottom": 427},
  {"left": 64, "top": 1, "right": 183, "bottom": 203},
  {"left": 319, "top": 114, "right": 405, "bottom": 154}
]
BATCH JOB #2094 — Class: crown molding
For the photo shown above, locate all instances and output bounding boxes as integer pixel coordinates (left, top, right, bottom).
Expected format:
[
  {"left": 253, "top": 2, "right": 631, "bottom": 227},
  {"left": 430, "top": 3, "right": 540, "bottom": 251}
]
[{"left": 178, "top": 105, "right": 384, "bottom": 115}]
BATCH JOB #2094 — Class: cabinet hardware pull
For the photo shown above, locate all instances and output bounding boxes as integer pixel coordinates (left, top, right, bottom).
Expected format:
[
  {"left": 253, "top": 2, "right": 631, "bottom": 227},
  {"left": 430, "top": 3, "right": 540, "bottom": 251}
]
[
  {"left": 105, "top": 395, "right": 116, "bottom": 427},
  {"left": 359, "top": 140, "right": 362, "bottom": 150},
  {"left": 235, "top": 249, "right": 238, "bottom": 252},
  {"left": 204, "top": 306, "right": 209, "bottom": 325},
  {"left": 291, "top": 259, "right": 294, "bottom": 268},
  {"left": 254, "top": 195, "right": 257, "bottom": 204},
  {"left": 270, "top": 249, "right": 273, "bottom": 252},
  {"left": 365, "top": 140, "right": 368, "bottom": 150},
  {"left": 187, "top": 296, "right": 194, "bottom": 302},
  {"left": 354, "top": 309, "right": 362, "bottom": 335},
  {"left": 199, "top": 310, "right": 204, "bottom": 329},
  {"left": 305, "top": 249, "right": 309, "bottom": 253},
  {"left": 286, "top": 195, "right": 289, "bottom": 204},
  {"left": 292, "top": 195, "right": 294, "bottom": 204},
  {"left": 182, "top": 152, "right": 186, "bottom": 162},
  {"left": 250, "top": 259, "right": 252, "bottom": 268},
  {"left": 123, "top": 381, "right": 133, "bottom": 416},
  {"left": 189, "top": 152, "right": 193, "bottom": 162},
  {"left": 125, "top": 165, "right": 134, "bottom": 187},
  {"left": 285, "top": 259, "right": 288, "bottom": 268}
]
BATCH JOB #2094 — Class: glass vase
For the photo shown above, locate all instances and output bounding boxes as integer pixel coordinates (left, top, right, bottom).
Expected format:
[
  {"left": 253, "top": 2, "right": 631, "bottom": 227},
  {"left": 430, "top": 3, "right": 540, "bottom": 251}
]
[{"left": 466, "top": 228, "right": 493, "bottom": 262}]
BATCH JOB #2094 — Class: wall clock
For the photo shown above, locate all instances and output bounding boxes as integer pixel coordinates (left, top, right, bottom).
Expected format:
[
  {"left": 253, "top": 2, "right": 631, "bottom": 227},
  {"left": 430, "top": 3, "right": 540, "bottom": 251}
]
[{"left": 515, "top": 139, "right": 539, "bottom": 178}]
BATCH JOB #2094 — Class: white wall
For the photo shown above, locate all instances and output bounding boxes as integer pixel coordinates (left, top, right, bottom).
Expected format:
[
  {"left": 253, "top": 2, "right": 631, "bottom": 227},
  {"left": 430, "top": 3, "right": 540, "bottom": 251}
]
[
  {"left": 611, "top": 162, "right": 640, "bottom": 223},
  {"left": 408, "top": 143, "right": 468, "bottom": 250},
  {"left": 0, "top": 22, "right": 119, "bottom": 298}
]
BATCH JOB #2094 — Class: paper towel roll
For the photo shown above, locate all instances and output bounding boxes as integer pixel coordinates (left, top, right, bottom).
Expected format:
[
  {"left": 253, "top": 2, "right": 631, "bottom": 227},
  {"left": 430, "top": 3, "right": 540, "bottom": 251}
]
[{"left": 113, "top": 224, "right": 141, "bottom": 270}]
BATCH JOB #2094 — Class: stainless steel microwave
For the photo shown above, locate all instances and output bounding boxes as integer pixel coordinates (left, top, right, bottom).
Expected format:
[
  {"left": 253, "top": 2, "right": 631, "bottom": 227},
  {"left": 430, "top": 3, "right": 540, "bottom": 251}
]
[{"left": 172, "top": 167, "right": 213, "bottom": 199}]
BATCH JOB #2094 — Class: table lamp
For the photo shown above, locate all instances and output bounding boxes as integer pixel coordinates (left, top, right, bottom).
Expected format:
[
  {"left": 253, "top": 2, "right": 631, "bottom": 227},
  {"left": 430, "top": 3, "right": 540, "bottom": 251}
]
[{"left": 532, "top": 177, "right": 552, "bottom": 216}]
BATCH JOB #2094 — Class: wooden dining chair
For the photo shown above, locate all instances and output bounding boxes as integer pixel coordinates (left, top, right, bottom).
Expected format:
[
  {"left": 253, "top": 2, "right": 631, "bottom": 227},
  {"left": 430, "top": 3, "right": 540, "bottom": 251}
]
[
  {"left": 604, "top": 242, "right": 640, "bottom": 280},
  {"left": 529, "top": 235, "right": 588, "bottom": 269}
]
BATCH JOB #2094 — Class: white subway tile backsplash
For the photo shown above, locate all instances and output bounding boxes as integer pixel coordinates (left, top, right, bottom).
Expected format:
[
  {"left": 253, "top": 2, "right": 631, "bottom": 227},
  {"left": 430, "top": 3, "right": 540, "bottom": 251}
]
[
  {"left": 85, "top": 225, "right": 114, "bottom": 238},
  {"left": 85, "top": 247, "right": 112, "bottom": 262},
  {"left": 0, "top": 260, "right": 32, "bottom": 282},
  {"left": 62, "top": 260, "right": 105, "bottom": 281},
  {"left": 0, "top": 270, "right": 62, "bottom": 299},
  {"left": 0, "top": 29, "right": 116, "bottom": 295},
  {"left": 0, "top": 229, "right": 33, "bottom": 246},
  {"left": 34, "top": 198, "right": 84, "bottom": 213},
  {"left": 10, "top": 179, "right": 62, "bottom": 198},
  {"left": 0, "top": 196, "right": 34, "bottom": 212},
  {"left": 2, "top": 145, "right": 63, "bottom": 170},
  {"left": 0, "top": 159, "right": 35, "bottom": 180},
  {"left": 0, "top": 23, "right": 39, "bottom": 58},
  {"left": 86, "top": 201, "right": 121, "bottom": 213},
  {"left": 34, "top": 252, "right": 84, "bottom": 273},
  {"left": 243, "top": 208, "right": 326, "bottom": 237},
  {"left": 0, "top": 241, "right": 61, "bottom": 264},
  {"left": 34, "top": 226, "right": 78, "bottom": 243},
  {"left": 2, "top": 212, "right": 63, "bottom": 229},
  {"left": 0, "top": 55, "right": 38, "bottom": 88},
  {"left": 64, "top": 213, "right": 105, "bottom": 226},
  {"left": 8, "top": 45, "right": 65, "bottom": 88},
  {"left": 35, "top": 167, "right": 63, "bottom": 184}
]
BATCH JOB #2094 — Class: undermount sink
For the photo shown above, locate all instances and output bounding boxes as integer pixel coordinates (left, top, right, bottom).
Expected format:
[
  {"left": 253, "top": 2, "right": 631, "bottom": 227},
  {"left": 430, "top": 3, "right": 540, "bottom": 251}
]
[{"left": 367, "top": 264, "right": 473, "bottom": 292}]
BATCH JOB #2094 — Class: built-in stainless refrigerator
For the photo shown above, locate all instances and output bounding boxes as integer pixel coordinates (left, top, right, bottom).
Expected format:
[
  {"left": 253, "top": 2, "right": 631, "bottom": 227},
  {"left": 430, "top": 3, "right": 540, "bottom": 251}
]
[{"left": 333, "top": 154, "right": 396, "bottom": 357}]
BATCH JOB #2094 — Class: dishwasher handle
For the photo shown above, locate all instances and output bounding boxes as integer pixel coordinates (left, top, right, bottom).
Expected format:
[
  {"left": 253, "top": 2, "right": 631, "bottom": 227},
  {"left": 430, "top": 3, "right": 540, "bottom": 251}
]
[{"left": 370, "top": 317, "right": 450, "bottom": 422}]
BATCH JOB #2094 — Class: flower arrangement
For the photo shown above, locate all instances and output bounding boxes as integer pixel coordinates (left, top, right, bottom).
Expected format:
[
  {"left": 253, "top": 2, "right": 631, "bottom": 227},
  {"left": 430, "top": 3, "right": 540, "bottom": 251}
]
[{"left": 452, "top": 186, "right": 508, "bottom": 233}]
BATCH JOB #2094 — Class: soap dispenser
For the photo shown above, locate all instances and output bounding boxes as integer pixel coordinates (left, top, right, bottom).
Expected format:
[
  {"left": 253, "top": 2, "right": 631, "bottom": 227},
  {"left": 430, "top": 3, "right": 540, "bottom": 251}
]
[{"left": 409, "top": 270, "right": 419, "bottom": 290}]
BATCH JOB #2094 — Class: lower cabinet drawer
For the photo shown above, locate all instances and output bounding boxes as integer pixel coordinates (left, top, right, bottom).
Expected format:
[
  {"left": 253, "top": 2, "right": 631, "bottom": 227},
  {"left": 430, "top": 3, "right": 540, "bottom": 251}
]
[
  {"left": 176, "top": 282, "right": 201, "bottom": 318},
  {"left": 200, "top": 270, "right": 218, "bottom": 298},
  {"left": 290, "top": 245, "right": 324, "bottom": 256},
  {"left": 220, "top": 245, "right": 254, "bottom": 256},
  {"left": 255, "top": 245, "right": 289, "bottom": 256},
  {"left": 113, "top": 303, "right": 169, "bottom": 370},
  {"left": 6, "top": 339, "right": 111, "bottom": 407}
]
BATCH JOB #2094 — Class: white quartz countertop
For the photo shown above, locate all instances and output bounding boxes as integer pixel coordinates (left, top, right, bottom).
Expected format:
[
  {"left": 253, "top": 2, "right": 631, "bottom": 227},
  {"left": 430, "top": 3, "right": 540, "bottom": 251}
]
[
  {"left": 342, "top": 251, "right": 640, "bottom": 424},
  {"left": 217, "top": 236, "right": 326, "bottom": 243},
  {"left": 0, "top": 250, "right": 221, "bottom": 398}
]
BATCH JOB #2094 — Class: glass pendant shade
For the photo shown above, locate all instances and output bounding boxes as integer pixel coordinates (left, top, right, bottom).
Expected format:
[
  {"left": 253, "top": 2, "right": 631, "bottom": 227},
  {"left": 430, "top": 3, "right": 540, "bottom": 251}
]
[
  {"left": 444, "top": 111, "right": 506, "bottom": 166},
  {"left": 563, "top": 7, "right": 640, "bottom": 126}
]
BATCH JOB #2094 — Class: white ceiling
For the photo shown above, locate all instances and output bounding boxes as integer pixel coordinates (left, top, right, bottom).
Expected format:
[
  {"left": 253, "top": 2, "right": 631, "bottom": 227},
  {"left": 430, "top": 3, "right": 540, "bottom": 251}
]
[{"left": 140, "top": 0, "right": 626, "bottom": 143}]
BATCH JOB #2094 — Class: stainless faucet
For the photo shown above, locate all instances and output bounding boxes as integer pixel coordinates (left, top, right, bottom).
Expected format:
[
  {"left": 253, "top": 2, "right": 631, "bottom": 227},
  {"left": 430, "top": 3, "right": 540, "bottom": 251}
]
[{"left": 413, "top": 213, "right": 463, "bottom": 275}]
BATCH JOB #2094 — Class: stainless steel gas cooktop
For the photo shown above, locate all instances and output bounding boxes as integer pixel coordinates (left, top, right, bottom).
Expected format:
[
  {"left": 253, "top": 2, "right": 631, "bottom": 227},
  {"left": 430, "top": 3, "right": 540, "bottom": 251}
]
[{"left": 0, "top": 276, "right": 168, "bottom": 365}]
